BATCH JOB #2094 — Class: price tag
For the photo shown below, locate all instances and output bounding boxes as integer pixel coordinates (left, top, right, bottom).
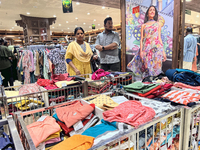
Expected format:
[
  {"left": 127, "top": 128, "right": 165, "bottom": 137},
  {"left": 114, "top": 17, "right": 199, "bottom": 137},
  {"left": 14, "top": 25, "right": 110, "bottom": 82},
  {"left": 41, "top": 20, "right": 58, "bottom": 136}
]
[
  {"left": 62, "top": 82, "right": 67, "bottom": 87},
  {"left": 168, "top": 137, "right": 172, "bottom": 147},
  {"left": 86, "top": 113, "right": 93, "bottom": 120},
  {"left": 161, "top": 145, "right": 167, "bottom": 150},
  {"left": 192, "top": 128, "right": 197, "bottom": 134},
  {"left": 73, "top": 121, "right": 83, "bottom": 131},
  {"left": 37, "top": 116, "right": 47, "bottom": 122}
]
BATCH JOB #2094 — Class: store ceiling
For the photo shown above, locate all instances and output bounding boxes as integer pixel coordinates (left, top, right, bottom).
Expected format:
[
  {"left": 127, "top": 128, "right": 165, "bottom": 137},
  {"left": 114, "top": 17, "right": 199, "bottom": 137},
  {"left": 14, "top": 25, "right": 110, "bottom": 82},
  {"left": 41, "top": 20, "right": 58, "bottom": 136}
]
[
  {"left": 185, "top": 0, "right": 200, "bottom": 13},
  {"left": 0, "top": 0, "right": 120, "bottom": 32}
]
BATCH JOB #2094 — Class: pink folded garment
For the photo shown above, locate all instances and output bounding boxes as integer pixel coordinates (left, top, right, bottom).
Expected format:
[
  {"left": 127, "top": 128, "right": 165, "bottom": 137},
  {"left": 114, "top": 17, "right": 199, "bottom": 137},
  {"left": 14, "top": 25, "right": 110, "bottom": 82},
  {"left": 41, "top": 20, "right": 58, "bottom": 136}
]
[
  {"left": 103, "top": 101, "right": 155, "bottom": 127},
  {"left": 19, "top": 83, "right": 40, "bottom": 95},
  {"left": 91, "top": 69, "right": 110, "bottom": 80},
  {"left": 45, "top": 137, "right": 61, "bottom": 145}
]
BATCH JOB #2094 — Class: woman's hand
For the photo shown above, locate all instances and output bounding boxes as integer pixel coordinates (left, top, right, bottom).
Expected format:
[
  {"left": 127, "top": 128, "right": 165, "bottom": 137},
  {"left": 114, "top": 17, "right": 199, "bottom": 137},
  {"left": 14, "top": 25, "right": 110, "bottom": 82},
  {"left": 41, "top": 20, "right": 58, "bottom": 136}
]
[
  {"left": 163, "top": 53, "right": 167, "bottom": 62},
  {"left": 75, "top": 69, "right": 81, "bottom": 75},
  {"left": 93, "top": 55, "right": 98, "bottom": 60},
  {"left": 140, "top": 52, "right": 143, "bottom": 59}
]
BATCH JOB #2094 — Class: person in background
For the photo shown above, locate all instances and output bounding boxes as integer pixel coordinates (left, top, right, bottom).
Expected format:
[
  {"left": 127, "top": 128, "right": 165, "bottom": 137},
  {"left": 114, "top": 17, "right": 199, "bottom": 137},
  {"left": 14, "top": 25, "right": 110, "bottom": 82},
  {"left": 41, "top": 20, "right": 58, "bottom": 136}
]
[
  {"left": 53, "top": 38, "right": 58, "bottom": 46},
  {"left": 65, "top": 27, "right": 98, "bottom": 76},
  {"left": 183, "top": 27, "right": 197, "bottom": 70},
  {"left": 95, "top": 17, "right": 120, "bottom": 71},
  {"left": 4, "top": 41, "right": 9, "bottom": 47},
  {"left": 0, "top": 38, "right": 15, "bottom": 87}
]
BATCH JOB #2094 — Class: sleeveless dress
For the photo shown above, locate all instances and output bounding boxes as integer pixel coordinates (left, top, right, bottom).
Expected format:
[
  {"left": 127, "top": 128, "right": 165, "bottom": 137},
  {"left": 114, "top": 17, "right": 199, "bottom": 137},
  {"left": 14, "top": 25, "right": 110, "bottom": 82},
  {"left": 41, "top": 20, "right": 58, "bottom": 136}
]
[{"left": 128, "top": 21, "right": 164, "bottom": 78}]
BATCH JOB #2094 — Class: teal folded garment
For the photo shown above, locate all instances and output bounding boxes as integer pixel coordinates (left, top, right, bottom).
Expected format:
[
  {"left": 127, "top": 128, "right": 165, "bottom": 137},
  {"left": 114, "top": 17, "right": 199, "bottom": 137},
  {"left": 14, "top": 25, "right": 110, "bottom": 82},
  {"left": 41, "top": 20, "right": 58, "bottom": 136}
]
[{"left": 124, "top": 82, "right": 159, "bottom": 94}]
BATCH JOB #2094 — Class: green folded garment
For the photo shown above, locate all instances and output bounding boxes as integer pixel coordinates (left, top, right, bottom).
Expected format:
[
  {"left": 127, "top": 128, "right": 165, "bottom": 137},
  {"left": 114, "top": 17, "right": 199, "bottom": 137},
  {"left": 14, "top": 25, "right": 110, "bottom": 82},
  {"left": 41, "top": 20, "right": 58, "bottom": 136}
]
[{"left": 124, "top": 82, "right": 159, "bottom": 94}]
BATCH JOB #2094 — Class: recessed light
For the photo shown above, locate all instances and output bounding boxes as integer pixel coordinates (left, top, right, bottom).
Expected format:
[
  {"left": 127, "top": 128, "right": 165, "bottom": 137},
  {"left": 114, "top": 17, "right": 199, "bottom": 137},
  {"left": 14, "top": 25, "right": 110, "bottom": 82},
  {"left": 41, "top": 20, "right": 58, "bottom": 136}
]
[
  {"left": 75, "top": 17, "right": 78, "bottom": 20},
  {"left": 27, "top": 12, "right": 30, "bottom": 15},
  {"left": 68, "top": 28, "right": 70, "bottom": 29},
  {"left": 87, "top": 13, "right": 90, "bottom": 15},
  {"left": 76, "top": 2, "right": 80, "bottom": 5},
  {"left": 53, "top": 15, "right": 56, "bottom": 17},
  {"left": 102, "top": 6, "right": 105, "bottom": 9},
  {"left": 66, "top": 21, "right": 68, "bottom": 23},
  {"left": 98, "top": 24, "right": 100, "bottom": 26},
  {"left": 52, "top": 27, "right": 54, "bottom": 28},
  {"left": 75, "top": 25, "right": 77, "bottom": 27},
  {"left": 10, "top": 29, "right": 12, "bottom": 31},
  {"left": 15, "top": 24, "right": 17, "bottom": 26},
  {"left": 94, "top": 19, "right": 96, "bottom": 21},
  {"left": 107, "top": 15, "right": 109, "bottom": 17},
  {"left": 12, "top": 27, "right": 14, "bottom": 29},
  {"left": 59, "top": 24, "right": 61, "bottom": 26},
  {"left": 83, "top": 23, "right": 86, "bottom": 25},
  {"left": 188, "top": 20, "right": 190, "bottom": 22},
  {"left": 197, "top": 15, "right": 199, "bottom": 18}
]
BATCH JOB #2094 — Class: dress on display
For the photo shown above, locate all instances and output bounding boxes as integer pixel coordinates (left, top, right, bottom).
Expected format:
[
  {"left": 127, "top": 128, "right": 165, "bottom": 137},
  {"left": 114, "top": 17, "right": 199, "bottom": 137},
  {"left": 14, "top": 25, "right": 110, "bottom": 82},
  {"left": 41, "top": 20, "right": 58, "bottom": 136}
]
[{"left": 128, "top": 21, "right": 164, "bottom": 78}]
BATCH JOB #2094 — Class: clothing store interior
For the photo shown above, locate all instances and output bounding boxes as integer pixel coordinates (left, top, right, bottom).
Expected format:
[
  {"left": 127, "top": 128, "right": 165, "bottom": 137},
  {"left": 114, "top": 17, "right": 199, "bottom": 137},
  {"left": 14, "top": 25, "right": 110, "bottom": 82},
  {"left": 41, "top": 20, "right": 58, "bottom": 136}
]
[{"left": 1, "top": 0, "right": 200, "bottom": 150}]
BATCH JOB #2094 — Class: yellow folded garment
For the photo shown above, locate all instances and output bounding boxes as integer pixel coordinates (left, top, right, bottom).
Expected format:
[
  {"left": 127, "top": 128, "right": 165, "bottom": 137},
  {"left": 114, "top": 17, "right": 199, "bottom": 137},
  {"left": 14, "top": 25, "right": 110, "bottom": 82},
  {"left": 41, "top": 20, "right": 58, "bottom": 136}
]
[
  {"left": 44, "top": 130, "right": 62, "bottom": 142},
  {"left": 89, "top": 95, "right": 119, "bottom": 110},
  {"left": 15, "top": 100, "right": 44, "bottom": 111},
  {"left": 119, "top": 73, "right": 130, "bottom": 76},
  {"left": 5, "top": 91, "right": 27, "bottom": 103},
  {"left": 55, "top": 81, "right": 79, "bottom": 88},
  {"left": 51, "top": 135, "right": 94, "bottom": 150}
]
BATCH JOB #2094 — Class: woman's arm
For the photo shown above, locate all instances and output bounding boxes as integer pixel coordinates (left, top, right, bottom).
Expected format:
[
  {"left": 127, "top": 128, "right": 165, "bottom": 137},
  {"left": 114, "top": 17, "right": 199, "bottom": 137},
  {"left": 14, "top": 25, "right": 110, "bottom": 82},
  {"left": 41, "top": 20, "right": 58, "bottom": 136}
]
[{"left": 140, "top": 24, "right": 144, "bottom": 58}]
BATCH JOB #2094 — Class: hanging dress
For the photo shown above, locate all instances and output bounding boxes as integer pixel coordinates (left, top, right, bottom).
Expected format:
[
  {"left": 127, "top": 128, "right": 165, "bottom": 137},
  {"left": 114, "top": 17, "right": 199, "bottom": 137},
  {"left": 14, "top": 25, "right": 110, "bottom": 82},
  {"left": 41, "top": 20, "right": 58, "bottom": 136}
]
[{"left": 127, "top": 21, "right": 164, "bottom": 78}]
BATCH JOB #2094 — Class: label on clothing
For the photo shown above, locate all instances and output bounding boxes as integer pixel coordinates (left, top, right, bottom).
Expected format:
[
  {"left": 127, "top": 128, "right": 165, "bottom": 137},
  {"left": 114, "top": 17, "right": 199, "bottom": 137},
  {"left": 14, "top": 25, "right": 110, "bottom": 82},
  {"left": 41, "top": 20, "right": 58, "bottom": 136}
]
[
  {"left": 86, "top": 113, "right": 93, "bottom": 120},
  {"left": 161, "top": 145, "right": 167, "bottom": 150},
  {"left": 62, "top": 83, "right": 67, "bottom": 87},
  {"left": 192, "top": 128, "right": 197, "bottom": 134},
  {"left": 37, "top": 116, "right": 47, "bottom": 122},
  {"left": 127, "top": 114, "right": 134, "bottom": 119},
  {"left": 73, "top": 121, "right": 83, "bottom": 131},
  {"left": 168, "top": 137, "right": 172, "bottom": 147}
]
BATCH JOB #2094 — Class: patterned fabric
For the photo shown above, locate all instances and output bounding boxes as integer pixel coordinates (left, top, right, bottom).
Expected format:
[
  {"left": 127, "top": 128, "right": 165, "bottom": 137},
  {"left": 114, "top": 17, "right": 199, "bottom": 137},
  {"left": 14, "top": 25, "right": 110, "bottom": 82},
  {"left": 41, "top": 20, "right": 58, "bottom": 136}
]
[
  {"left": 19, "top": 83, "right": 40, "bottom": 95},
  {"left": 174, "top": 82, "right": 200, "bottom": 91},
  {"left": 103, "top": 101, "right": 156, "bottom": 127},
  {"left": 43, "top": 51, "right": 50, "bottom": 79},
  {"left": 48, "top": 48, "right": 67, "bottom": 74},
  {"left": 162, "top": 90, "right": 200, "bottom": 105},
  {"left": 89, "top": 95, "right": 119, "bottom": 111},
  {"left": 127, "top": 21, "right": 164, "bottom": 78},
  {"left": 22, "top": 51, "right": 32, "bottom": 84}
]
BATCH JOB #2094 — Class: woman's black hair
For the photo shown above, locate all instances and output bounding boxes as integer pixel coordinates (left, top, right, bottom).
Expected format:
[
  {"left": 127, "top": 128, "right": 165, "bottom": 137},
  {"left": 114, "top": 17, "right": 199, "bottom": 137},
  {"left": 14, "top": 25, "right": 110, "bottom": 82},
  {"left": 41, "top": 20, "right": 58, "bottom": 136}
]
[
  {"left": 4, "top": 41, "right": 8, "bottom": 46},
  {"left": 0, "top": 38, "right": 4, "bottom": 45},
  {"left": 144, "top": 5, "right": 158, "bottom": 23},
  {"left": 74, "top": 27, "right": 84, "bottom": 35}
]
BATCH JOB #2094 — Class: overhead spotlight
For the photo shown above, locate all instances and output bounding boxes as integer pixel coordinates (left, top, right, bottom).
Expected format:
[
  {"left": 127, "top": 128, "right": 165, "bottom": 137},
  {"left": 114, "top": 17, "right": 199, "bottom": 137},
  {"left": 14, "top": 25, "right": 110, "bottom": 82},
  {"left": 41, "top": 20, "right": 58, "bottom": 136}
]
[
  {"left": 83, "top": 23, "right": 86, "bottom": 25},
  {"left": 87, "top": 13, "right": 90, "bottom": 15},
  {"left": 66, "top": 21, "right": 69, "bottom": 23},
  {"left": 59, "top": 24, "right": 61, "bottom": 26},
  {"left": 102, "top": 6, "right": 105, "bottom": 9}
]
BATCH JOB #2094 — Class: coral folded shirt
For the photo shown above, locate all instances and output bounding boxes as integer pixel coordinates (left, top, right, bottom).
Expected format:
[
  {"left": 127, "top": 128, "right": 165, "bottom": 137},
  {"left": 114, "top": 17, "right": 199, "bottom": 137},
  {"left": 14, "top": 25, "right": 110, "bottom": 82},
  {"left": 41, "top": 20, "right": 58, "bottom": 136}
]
[
  {"left": 27, "top": 116, "right": 61, "bottom": 147},
  {"left": 103, "top": 101, "right": 155, "bottom": 127},
  {"left": 56, "top": 101, "right": 95, "bottom": 128}
]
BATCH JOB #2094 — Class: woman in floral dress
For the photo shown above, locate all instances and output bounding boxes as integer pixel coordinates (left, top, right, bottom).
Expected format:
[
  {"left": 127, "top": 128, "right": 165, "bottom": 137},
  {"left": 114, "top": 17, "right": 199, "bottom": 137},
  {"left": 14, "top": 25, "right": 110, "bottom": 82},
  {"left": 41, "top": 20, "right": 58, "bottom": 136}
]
[{"left": 128, "top": 5, "right": 167, "bottom": 78}]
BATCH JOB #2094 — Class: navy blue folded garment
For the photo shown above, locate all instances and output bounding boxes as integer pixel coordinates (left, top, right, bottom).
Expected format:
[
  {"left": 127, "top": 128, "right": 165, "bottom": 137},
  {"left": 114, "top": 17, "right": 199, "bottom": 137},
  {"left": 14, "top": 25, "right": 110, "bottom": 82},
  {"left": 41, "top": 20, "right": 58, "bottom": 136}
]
[
  {"left": 165, "top": 69, "right": 200, "bottom": 86},
  {"left": 0, "top": 132, "right": 14, "bottom": 150}
]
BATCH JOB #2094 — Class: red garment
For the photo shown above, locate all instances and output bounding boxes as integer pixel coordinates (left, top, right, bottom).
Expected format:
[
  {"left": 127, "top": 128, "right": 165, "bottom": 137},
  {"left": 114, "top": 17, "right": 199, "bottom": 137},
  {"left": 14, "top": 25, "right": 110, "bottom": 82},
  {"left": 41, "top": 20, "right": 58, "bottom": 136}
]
[
  {"left": 103, "top": 101, "right": 155, "bottom": 127},
  {"left": 27, "top": 116, "right": 61, "bottom": 147},
  {"left": 45, "top": 86, "right": 58, "bottom": 90},
  {"left": 91, "top": 69, "right": 110, "bottom": 80},
  {"left": 56, "top": 101, "right": 95, "bottom": 128},
  {"left": 57, "top": 114, "right": 94, "bottom": 136},
  {"left": 37, "top": 79, "right": 56, "bottom": 87},
  {"left": 88, "top": 83, "right": 111, "bottom": 94},
  {"left": 51, "top": 73, "right": 74, "bottom": 83}
]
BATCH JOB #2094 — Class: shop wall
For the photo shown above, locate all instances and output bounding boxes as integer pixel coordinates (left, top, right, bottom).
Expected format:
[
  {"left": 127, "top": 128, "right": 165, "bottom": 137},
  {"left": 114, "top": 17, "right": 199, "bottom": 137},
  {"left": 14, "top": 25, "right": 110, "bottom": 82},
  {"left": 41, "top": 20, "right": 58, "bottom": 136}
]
[{"left": 126, "top": 0, "right": 174, "bottom": 76}]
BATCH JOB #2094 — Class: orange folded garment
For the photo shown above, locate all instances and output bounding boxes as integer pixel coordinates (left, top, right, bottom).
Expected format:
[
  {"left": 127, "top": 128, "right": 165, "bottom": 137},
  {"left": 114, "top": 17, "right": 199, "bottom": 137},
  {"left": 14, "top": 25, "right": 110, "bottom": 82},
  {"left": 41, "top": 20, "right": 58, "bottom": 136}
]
[
  {"left": 27, "top": 116, "right": 61, "bottom": 147},
  {"left": 51, "top": 135, "right": 94, "bottom": 150}
]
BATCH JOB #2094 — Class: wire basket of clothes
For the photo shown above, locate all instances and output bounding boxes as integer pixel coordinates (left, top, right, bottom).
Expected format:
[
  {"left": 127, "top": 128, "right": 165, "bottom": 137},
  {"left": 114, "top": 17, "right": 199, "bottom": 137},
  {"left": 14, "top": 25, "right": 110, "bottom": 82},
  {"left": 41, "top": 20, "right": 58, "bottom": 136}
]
[
  {"left": 0, "top": 115, "right": 24, "bottom": 150},
  {"left": 14, "top": 98, "right": 105, "bottom": 150},
  {"left": 2, "top": 81, "right": 84, "bottom": 118}
]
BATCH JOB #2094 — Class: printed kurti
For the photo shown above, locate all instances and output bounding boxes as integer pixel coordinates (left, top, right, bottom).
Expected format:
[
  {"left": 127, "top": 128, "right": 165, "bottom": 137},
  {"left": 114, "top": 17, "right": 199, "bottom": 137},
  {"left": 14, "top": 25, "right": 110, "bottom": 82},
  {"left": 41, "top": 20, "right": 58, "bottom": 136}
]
[
  {"left": 128, "top": 21, "right": 164, "bottom": 78},
  {"left": 22, "top": 51, "right": 32, "bottom": 84}
]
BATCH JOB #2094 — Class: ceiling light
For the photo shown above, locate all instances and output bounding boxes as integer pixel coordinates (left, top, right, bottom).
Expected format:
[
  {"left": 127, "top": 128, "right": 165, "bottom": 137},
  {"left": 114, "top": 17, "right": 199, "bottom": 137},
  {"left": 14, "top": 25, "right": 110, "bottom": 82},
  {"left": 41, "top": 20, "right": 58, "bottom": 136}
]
[
  {"left": 98, "top": 24, "right": 100, "bottom": 26},
  {"left": 87, "top": 13, "right": 90, "bottom": 15},
  {"left": 53, "top": 15, "right": 56, "bottom": 17},
  {"left": 62, "top": 30, "right": 63, "bottom": 31},
  {"left": 52, "top": 27, "right": 54, "bottom": 28},
  {"left": 12, "top": 27, "right": 14, "bottom": 29},
  {"left": 107, "top": 15, "right": 109, "bottom": 17},
  {"left": 15, "top": 24, "right": 17, "bottom": 26},
  {"left": 94, "top": 19, "right": 96, "bottom": 21},
  {"left": 197, "top": 15, "right": 199, "bottom": 18},
  {"left": 27, "top": 12, "right": 30, "bottom": 15},
  {"left": 89, "top": 26, "right": 91, "bottom": 28},
  {"left": 102, "top": 6, "right": 105, "bottom": 9},
  {"left": 186, "top": 0, "right": 192, "bottom": 1},
  {"left": 188, "top": 20, "right": 190, "bottom": 22},
  {"left": 59, "top": 24, "right": 61, "bottom": 26},
  {"left": 68, "top": 28, "right": 70, "bottom": 29},
  {"left": 76, "top": 2, "right": 80, "bottom": 5},
  {"left": 75, "top": 25, "right": 77, "bottom": 27},
  {"left": 66, "top": 21, "right": 68, "bottom": 23},
  {"left": 83, "top": 23, "right": 86, "bottom": 25},
  {"left": 10, "top": 29, "right": 12, "bottom": 31},
  {"left": 75, "top": 17, "right": 78, "bottom": 20}
]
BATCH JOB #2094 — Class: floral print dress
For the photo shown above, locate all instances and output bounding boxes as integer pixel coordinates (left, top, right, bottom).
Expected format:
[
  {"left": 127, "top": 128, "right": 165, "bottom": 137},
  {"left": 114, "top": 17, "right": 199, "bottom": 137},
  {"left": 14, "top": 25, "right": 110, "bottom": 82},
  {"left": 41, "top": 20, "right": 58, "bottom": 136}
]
[{"left": 128, "top": 21, "right": 164, "bottom": 78}]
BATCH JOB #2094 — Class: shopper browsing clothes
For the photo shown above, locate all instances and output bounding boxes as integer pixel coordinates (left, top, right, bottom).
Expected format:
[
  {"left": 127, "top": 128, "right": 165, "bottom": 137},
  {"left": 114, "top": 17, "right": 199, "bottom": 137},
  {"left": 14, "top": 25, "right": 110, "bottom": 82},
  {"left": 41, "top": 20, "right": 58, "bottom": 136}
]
[
  {"left": 95, "top": 17, "right": 120, "bottom": 71},
  {"left": 183, "top": 27, "right": 197, "bottom": 70},
  {"left": 65, "top": 27, "right": 98, "bottom": 76},
  {"left": 0, "top": 38, "right": 15, "bottom": 87},
  {"left": 127, "top": 5, "right": 167, "bottom": 78}
]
